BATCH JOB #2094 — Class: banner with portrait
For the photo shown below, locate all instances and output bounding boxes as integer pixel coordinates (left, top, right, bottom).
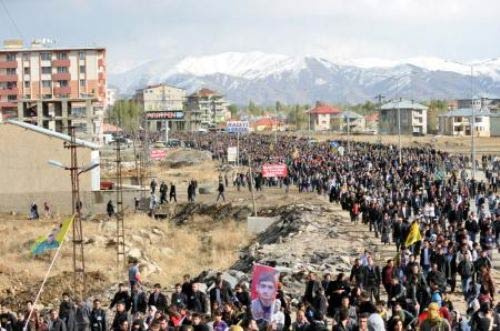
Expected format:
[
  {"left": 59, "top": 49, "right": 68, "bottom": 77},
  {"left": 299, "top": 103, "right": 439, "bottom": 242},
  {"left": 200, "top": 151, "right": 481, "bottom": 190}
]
[{"left": 250, "top": 264, "right": 280, "bottom": 322}]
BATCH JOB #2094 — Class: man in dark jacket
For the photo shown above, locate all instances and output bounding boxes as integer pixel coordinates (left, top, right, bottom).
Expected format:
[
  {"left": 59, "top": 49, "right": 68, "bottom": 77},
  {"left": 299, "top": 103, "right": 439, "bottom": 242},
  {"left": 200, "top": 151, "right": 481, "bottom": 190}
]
[
  {"left": 304, "top": 272, "right": 322, "bottom": 305},
  {"left": 209, "top": 273, "right": 234, "bottom": 307},
  {"left": 0, "top": 304, "right": 17, "bottom": 331},
  {"left": 171, "top": 283, "right": 188, "bottom": 309},
  {"left": 361, "top": 256, "right": 381, "bottom": 302},
  {"left": 49, "top": 309, "right": 67, "bottom": 331},
  {"left": 59, "top": 293, "right": 74, "bottom": 329},
  {"left": 216, "top": 182, "right": 225, "bottom": 202},
  {"left": 111, "top": 301, "right": 128, "bottom": 331},
  {"left": 89, "top": 299, "right": 106, "bottom": 331},
  {"left": 188, "top": 283, "right": 208, "bottom": 314},
  {"left": 130, "top": 283, "right": 148, "bottom": 315},
  {"left": 109, "top": 284, "right": 131, "bottom": 312},
  {"left": 148, "top": 283, "right": 168, "bottom": 313}
]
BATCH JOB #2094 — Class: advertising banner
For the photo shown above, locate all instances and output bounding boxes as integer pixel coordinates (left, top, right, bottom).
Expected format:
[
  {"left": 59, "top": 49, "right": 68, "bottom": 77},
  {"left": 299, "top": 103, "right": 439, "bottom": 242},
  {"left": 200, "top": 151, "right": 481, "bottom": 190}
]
[
  {"left": 227, "top": 146, "right": 238, "bottom": 162},
  {"left": 226, "top": 121, "right": 250, "bottom": 133}
]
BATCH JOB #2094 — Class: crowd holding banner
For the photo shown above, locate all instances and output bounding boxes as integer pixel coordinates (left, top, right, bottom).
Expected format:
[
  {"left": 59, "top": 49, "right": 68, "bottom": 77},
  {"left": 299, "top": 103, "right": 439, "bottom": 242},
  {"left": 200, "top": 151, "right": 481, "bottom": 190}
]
[{"left": 2, "top": 132, "right": 500, "bottom": 331}]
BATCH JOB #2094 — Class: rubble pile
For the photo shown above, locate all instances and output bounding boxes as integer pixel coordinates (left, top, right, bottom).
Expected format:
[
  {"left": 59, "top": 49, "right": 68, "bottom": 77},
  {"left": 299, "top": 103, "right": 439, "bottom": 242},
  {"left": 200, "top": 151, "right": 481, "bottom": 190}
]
[
  {"left": 196, "top": 204, "right": 361, "bottom": 300},
  {"left": 162, "top": 149, "right": 212, "bottom": 168}
]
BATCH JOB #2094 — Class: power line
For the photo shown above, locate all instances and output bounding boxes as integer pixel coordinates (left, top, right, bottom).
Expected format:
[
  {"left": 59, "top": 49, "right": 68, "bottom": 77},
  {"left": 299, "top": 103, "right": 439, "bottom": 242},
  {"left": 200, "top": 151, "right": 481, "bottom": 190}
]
[{"left": 0, "top": 0, "right": 24, "bottom": 40}]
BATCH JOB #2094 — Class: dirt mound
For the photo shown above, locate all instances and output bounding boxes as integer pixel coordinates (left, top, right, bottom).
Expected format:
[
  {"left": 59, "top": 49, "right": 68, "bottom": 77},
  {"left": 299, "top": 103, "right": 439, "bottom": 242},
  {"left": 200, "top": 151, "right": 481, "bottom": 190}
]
[
  {"left": 0, "top": 271, "right": 108, "bottom": 310},
  {"left": 162, "top": 149, "right": 212, "bottom": 168},
  {"left": 156, "top": 202, "right": 252, "bottom": 224}
]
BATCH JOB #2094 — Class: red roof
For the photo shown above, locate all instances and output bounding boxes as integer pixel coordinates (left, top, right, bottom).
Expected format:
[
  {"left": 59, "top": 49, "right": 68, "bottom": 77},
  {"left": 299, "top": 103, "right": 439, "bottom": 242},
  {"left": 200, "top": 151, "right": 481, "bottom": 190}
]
[
  {"left": 198, "top": 88, "right": 217, "bottom": 97},
  {"left": 252, "top": 118, "right": 281, "bottom": 127},
  {"left": 309, "top": 103, "right": 341, "bottom": 115},
  {"left": 364, "top": 112, "right": 379, "bottom": 121}
]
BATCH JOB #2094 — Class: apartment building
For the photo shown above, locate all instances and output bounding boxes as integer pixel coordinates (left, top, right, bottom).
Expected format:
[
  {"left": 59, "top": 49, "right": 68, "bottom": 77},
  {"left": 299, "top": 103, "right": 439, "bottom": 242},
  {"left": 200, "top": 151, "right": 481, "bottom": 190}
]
[
  {"left": 379, "top": 99, "right": 428, "bottom": 135},
  {"left": 0, "top": 39, "right": 106, "bottom": 142},
  {"left": 134, "top": 83, "right": 186, "bottom": 132},
  {"left": 439, "top": 108, "right": 492, "bottom": 137},
  {"left": 185, "top": 88, "right": 230, "bottom": 130}
]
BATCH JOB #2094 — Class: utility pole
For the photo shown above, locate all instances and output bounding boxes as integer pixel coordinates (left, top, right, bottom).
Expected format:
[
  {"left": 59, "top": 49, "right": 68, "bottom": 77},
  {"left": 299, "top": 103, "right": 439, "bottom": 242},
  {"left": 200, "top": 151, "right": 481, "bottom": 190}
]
[
  {"left": 115, "top": 107, "right": 125, "bottom": 275},
  {"left": 397, "top": 98, "right": 402, "bottom": 166},
  {"left": 470, "top": 66, "right": 476, "bottom": 181},
  {"left": 68, "top": 127, "right": 85, "bottom": 296},
  {"left": 248, "top": 154, "right": 257, "bottom": 216},
  {"left": 375, "top": 94, "right": 384, "bottom": 144},
  {"left": 346, "top": 112, "right": 351, "bottom": 154}
]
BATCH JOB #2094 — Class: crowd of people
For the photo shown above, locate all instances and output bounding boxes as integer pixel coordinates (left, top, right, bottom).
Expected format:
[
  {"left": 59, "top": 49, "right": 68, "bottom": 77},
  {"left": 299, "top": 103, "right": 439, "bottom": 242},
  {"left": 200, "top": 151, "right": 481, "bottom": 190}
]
[{"left": 2, "top": 132, "right": 500, "bottom": 331}]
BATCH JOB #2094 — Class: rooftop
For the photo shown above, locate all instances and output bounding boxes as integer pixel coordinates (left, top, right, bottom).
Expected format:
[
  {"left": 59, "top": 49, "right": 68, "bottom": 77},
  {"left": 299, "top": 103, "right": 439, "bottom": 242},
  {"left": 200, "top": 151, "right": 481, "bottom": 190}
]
[
  {"left": 439, "top": 107, "right": 492, "bottom": 118},
  {"left": 381, "top": 99, "right": 428, "bottom": 110},
  {"left": 308, "top": 103, "right": 342, "bottom": 115},
  {"left": 5, "top": 120, "right": 99, "bottom": 150}
]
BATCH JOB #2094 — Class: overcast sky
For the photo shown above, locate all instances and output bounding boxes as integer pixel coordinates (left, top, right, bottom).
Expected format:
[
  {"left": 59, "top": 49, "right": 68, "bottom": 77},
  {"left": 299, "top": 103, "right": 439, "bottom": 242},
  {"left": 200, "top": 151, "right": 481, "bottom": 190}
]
[{"left": 1, "top": 0, "right": 499, "bottom": 73}]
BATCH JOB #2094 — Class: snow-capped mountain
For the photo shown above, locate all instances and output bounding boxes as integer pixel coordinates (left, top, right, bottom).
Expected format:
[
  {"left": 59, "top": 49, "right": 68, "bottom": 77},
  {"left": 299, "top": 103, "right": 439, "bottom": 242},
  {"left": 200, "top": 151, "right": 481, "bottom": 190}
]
[{"left": 109, "top": 52, "right": 500, "bottom": 104}]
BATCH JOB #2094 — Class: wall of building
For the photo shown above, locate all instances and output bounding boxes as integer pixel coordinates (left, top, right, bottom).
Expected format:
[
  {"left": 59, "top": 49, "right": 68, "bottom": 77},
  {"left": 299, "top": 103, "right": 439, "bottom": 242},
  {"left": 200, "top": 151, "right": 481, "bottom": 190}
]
[{"left": 0, "top": 123, "right": 94, "bottom": 211}]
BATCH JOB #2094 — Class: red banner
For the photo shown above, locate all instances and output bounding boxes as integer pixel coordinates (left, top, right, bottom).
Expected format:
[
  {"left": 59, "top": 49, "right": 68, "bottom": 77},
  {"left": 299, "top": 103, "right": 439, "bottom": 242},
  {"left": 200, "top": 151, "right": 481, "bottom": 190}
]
[
  {"left": 150, "top": 149, "right": 167, "bottom": 160},
  {"left": 262, "top": 163, "right": 288, "bottom": 178}
]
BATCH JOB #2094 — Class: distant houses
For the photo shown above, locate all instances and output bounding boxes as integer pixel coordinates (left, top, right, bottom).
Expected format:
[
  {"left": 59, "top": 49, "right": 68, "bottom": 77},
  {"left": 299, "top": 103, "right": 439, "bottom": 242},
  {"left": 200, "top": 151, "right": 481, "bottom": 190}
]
[{"left": 380, "top": 99, "right": 428, "bottom": 135}]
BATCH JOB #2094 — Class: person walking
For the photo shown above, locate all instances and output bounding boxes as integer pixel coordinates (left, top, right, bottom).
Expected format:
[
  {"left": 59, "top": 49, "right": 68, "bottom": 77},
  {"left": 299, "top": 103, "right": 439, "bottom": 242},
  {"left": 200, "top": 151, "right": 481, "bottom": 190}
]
[
  {"left": 106, "top": 200, "right": 114, "bottom": 219},
  {"left": 169, "top": 183, "right": 177, "bottom": 202},
  {"left": 217, "top": 181, "right": 226, "bottom": 202},
  {"left": 159, "top": 182, "right": 168, "bottom": 204}
]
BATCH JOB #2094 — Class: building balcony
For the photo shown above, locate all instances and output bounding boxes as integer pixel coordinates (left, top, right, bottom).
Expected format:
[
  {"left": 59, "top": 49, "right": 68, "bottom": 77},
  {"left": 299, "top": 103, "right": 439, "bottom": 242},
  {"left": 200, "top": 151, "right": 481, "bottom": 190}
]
[
  {"left": 52, "top": 72, "right": 71, "bottom": 80},
  {"left": 0, "top": 87, "right": 18, "bottom": 96},
  {"left": 54, "top": 86, "right": 71, "bottom": 95},
  {"left": 0, "top": 74, "right": 18, "bottom": 82},
  {"left": 98, "top": 58, "right": 105, "bottom": 67},
  {"left": 52, "top": 59, "right": 70, "bottom": 67},
  {"left": 98, "top": 72, "right": 105, "bottom": 81},
  {"left": 0, "top": 60, "right": 18, "bottom": 69},
  {"left": 0, "top": 101, "right": 18, "bottom": 108}
]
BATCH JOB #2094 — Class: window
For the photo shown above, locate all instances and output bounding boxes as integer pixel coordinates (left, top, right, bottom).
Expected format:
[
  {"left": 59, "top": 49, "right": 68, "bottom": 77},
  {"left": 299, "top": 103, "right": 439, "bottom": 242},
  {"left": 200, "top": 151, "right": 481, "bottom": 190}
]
[
  {"left": 22, "top": 53, "right": 30, "bottom": 61},
  {"left": 7, "top": 95, "right": 17, "bottom": 101},
  {"left": 6, "top": 68, "right": 16, "bottom": 75},
  {"left": 79, "top": 51, "right": 85, "bottom": 60},
  {"left": 80, "top": 79, "right": 86, "bottom": 87},
  {"left": 59, "top": 80, "right": 68, "bottom": 87},
  {"left": 40, "top": 52, "right": 51, "bottom": 61},
  {"left": 24, "top": 67, "right": 30, "bottom": 75},
  {"left": 56, "top": 52, "right": 68, "bottom": 60},
  {"left": 42, "top": 94, "right": 52, "bottom": 99},
  {"left": 24, "top": 81, "right": 30, "bottom": 88},
  {"left": 57, "top": 66, "right": 68, "bottom": 73},
  {"left": 79, "top": 65, "right": 85, "bottom": 74},
  {"left": 42, "top": 80, "right": 52, "bottom": 88},
  {"left": 24, "top": 94, "right": 31, "bottom": 99},
  {"left": 6, "top": 53, "right": 16, "bottom": 61},
  {"left": 41, "top": 67, "right": 52, "bottom": 74}
]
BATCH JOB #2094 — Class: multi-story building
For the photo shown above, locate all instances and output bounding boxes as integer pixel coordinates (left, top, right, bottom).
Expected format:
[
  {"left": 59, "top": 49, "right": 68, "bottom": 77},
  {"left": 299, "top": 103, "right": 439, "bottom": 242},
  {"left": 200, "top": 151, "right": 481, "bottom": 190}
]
[
  {"left": 106, "top": 87, "right": 118, "bottom": 108},
  {"left": 0, "top": 39, "right": 106, "bottom": 142},
  {"left": 185, "top": 88, "right": 230, "bottom": 130},
  {"left": 456, "top": 97, "right": 500, "bottom": 113},
  {"left": 439, "top": 107, "right": 492, "bottom": 137},
  {"left": 134, "top": 83, "right": 186, "bottom": 132},
  {"left": 380, "top": 99, "right": 428, "bottom": 135},
  {"left": 307, "top": 102, "right": 342, "bottom": 131}
]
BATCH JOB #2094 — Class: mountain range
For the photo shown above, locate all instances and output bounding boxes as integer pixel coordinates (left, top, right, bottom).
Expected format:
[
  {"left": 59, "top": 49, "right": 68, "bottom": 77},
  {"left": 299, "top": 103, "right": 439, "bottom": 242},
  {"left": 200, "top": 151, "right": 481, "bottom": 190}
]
[{"left": 109, "top": 52, "right": 500, "bottom": 105}]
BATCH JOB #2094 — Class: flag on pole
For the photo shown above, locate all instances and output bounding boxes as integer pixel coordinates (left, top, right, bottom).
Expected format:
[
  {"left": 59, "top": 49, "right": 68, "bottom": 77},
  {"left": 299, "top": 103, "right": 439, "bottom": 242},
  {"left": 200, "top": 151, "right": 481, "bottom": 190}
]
[
  {"left": 404, "top": 221, "right": 422, "bottom": 247},
  {"left": 31, "top": 216, "right": 74, "bottom": 255}
]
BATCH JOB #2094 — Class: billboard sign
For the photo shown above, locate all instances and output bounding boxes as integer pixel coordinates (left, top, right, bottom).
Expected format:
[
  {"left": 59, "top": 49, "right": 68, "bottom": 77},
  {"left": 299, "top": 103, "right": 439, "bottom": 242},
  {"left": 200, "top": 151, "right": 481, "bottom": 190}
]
[
  {"left": 262, "top": 163, "right": 288, "bottom": 178},
  {"left": 150, "top": 149, "right": 167, "bottom": 160},
  {"left": 227, "top": 146, "right": 238, "bottom": 162},
  {"left": 226, "top": 121, "right": 250, "bottom": 133},
  {"left": 146, "top": 111, "right": 184, "bottom": 120}
]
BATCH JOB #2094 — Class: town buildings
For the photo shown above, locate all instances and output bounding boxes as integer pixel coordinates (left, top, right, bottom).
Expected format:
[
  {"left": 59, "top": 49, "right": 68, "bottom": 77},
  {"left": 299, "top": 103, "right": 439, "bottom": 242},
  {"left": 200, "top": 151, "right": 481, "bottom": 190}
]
[
  {"left": 185, "top": 88, "right": 230, "bottom": 130},
  {"left": 0, "top": 39, "right": 107, "bottom": 143},
  {"left": 379, "top": 99, "right": 428, "bottom": 135},
  {"left": 307, "top": 102, "right": 342, "bottom": 131},
  {"left": 133, "top": 83, "right": 186, "bottom": 132}
]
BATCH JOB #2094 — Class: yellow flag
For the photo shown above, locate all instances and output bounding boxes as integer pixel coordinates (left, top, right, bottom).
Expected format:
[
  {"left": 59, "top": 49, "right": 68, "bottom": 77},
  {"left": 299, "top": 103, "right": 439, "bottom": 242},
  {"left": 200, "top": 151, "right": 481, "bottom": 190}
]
[{"left": 405, "top": 221, "right": 422, "bottom": 247}]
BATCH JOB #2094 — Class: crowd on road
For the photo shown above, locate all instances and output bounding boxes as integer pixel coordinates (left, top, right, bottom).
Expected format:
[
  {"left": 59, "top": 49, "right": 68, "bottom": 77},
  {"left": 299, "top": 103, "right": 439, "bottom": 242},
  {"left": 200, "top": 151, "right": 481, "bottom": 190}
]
[{"left": 2, "top": 132, "right": 500, "bottom": 331}]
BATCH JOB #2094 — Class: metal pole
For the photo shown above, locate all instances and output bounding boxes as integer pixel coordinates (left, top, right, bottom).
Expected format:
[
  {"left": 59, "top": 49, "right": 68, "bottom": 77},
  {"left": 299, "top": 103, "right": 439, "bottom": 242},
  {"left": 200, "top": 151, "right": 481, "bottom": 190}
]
[
  {"left": 347, "top": 113, "right": 351, "bottom": 154},
  {"left": 470, "top": 65, "right": 476, "bottom": 181},
  {"left": 398, "top": 98, "right": 402, "bottom": 166},
  {"left": 69, "top": 127, "right": 85, "bottom": 296},
  {"left": 248, "top": 154, "right": 257, "bottom": 216},
  {"left": 237, "top": 132, "right": 240, "bottom": 167}
]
